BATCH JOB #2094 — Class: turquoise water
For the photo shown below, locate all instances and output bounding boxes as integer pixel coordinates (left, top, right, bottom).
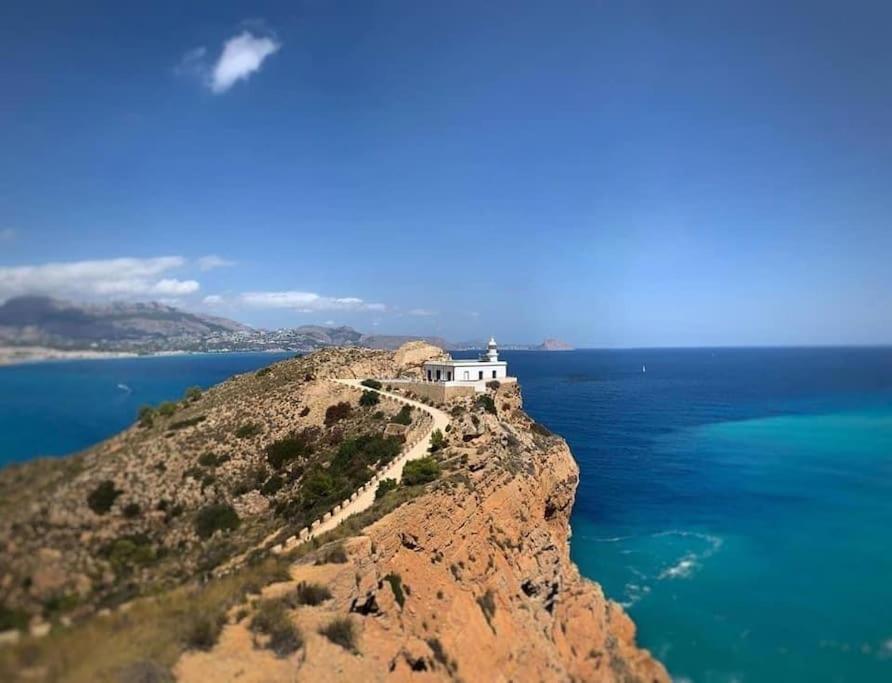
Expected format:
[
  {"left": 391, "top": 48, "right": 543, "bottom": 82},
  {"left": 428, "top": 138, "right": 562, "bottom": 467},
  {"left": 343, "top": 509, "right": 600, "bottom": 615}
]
[
  {"left": 498, "top": 348, "right": 892, "bottom": 683},
  {"left": 2, "top": 348, "right": 892, "bottom": 681}
]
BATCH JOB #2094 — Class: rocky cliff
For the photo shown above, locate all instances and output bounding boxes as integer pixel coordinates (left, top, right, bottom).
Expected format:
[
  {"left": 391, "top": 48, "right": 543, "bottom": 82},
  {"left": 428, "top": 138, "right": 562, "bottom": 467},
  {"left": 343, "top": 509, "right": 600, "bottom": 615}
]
[{"left": 0, "top": 343, "right": 666, "bottom": 682}]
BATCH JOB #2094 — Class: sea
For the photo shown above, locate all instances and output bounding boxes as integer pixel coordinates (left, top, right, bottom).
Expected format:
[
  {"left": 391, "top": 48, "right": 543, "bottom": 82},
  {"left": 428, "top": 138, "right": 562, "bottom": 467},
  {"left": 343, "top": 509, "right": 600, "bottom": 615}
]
[{"left": 2, "top": 347, "right": 892, "bottom": 682}]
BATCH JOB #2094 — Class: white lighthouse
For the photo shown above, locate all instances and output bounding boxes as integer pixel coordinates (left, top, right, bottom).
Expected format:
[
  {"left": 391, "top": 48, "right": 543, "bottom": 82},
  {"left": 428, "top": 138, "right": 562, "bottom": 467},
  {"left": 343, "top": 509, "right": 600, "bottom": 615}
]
[{"left": 484, "top": 336, "right": 499, "bottom": 362}]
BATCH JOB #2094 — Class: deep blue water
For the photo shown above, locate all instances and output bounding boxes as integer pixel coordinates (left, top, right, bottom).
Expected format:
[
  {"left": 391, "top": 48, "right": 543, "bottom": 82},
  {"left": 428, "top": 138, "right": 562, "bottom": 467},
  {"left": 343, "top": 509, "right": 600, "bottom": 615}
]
[
  {"left": 0, "top": 353, "right": 292, "bottom": 464},
  {"left": 2, "top": 348, "right": 892, "bottom": 682},
  {"left": 500, "top": 348, "right": 892, "bottom": 683}
]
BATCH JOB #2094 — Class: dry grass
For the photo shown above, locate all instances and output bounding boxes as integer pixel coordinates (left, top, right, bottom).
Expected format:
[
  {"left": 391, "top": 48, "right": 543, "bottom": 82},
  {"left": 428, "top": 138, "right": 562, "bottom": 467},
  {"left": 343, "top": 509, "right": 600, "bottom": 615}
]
[{"left": 0, "top": 556, "right": 290, "bottom": 683}]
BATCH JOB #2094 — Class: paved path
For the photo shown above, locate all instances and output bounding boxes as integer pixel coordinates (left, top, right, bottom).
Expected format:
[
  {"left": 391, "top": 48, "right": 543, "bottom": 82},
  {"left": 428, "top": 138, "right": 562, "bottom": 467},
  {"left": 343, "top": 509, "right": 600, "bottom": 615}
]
[{"left": 274, "top": 379, "right": 450, "bottom": 553}]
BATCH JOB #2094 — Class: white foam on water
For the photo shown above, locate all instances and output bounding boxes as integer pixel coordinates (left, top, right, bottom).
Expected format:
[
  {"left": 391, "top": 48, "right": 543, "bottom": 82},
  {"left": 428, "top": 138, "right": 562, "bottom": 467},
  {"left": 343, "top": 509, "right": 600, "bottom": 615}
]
[
  {"left": 659, "top": 555, "right": 698, "bottom": 579},
  {"left": 654, "top": 529, "right": 723, "bottom": 581}
]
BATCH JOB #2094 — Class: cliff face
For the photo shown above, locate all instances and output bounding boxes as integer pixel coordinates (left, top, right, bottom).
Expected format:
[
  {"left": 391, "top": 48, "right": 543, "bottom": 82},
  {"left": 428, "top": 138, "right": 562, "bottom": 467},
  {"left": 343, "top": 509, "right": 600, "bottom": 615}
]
[
  {"left": 177, "top": 373, "right": 667, "bottom": 682},
  {"left": 0, "top": 343, "right": 666, "bottom": 682}
]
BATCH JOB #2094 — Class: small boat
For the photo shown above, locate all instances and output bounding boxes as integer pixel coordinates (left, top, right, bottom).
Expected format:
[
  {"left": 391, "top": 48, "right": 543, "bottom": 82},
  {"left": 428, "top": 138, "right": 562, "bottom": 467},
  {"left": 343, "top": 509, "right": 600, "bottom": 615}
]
[
  {"left": 642, "top": 364, "right": 646, "bottom": 374},
  {"left": 117, "top": 383, "right": 132, "bottom": 393}
]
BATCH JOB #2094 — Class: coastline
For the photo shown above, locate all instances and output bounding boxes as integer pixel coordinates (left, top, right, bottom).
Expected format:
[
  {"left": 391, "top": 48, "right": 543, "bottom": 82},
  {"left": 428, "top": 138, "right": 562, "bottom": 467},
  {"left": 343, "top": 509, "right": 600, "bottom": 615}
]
[
  {"left": 0, "top": 347, "right": 293, "bottom": 368},
  {"left": 0, "top": 346, "right": 141, "bottom": 367}
]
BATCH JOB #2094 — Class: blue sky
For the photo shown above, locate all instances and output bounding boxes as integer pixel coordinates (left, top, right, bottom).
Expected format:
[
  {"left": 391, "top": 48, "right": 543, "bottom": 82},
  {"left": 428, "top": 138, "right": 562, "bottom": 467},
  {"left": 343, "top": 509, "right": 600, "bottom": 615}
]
[{"left": 1, "top": 1, "right": 890, "bottom": 346}]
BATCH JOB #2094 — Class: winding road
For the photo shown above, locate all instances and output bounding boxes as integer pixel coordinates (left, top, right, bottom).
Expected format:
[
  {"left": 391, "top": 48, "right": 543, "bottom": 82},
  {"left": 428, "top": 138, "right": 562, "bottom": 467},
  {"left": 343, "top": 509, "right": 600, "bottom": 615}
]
[{"left": 274, "top": 379, "right": 450, "bottom": 553}]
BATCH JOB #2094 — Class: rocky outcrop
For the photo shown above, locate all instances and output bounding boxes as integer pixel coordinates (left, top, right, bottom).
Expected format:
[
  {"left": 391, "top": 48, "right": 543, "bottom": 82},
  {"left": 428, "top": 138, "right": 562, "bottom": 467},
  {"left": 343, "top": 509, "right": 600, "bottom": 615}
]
[
  {"left": 177, "top": 376, "right": 668, "bottom": 682},
  {"left": 0, "top": 343, "right": 666, "bottom": 682}
]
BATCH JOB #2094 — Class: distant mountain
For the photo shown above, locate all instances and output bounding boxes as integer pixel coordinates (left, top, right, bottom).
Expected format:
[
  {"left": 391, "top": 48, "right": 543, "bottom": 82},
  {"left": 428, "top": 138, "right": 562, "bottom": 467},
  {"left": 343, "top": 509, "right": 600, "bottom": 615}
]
[
  {"left": 0, "top": 296, "right": 250, "bottom": 350},
  {"left": 291, "top": 325, "right": 364, "bottom": 347},
  {"left": 0, "top": 296, "right": 569, "bottom": 355},
  {"left": 536, "top": 338, "right": 574, "bottom": 351}
]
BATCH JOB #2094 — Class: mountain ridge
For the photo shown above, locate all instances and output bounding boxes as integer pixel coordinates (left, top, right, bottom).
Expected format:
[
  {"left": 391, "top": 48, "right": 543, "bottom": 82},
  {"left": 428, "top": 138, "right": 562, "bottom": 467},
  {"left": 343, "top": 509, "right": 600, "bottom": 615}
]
[{"left": 0, "top": 296, "right": 572, "bottom": 355}]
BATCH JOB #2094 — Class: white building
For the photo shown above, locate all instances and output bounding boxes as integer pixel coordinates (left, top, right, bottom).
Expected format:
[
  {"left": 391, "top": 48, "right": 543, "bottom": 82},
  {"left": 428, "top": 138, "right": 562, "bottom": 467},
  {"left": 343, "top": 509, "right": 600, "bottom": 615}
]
[{"left": 422, "top": 337, "right": 509, "bottom": 389}]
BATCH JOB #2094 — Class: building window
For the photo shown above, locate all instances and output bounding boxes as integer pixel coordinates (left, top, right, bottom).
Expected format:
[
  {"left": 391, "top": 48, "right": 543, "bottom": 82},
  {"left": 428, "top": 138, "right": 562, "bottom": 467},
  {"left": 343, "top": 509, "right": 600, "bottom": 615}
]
[
  {"left": 463, "top": 371, "right": 469, "bottom": 380},
  {"left": 478, "top": 371, "right": 483, "bottom": 380},
  {"left": 436, "top": 369, "right": 441, "bottom": 381},
  {"left": 427, "top": 370, "right": 432, "bottom": 381},
  {"left": 492, "top": 370, "right": 497, "bottom": 378},
  {"left": 447, "top": 371, "right": 452, "bottom": 381}
]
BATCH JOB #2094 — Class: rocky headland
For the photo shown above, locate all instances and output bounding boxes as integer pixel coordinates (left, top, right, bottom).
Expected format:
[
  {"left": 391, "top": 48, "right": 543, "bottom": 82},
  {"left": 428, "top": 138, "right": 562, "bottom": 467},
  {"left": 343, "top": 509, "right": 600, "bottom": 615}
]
[{"left": 0, "top": 342, "right": 666, "bottom": 682}]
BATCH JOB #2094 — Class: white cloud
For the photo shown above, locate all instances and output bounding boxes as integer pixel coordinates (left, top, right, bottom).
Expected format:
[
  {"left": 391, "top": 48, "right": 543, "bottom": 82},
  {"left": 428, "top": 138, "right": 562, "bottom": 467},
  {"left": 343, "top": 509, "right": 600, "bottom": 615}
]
[
  {"left": 241, "top": 290, "right": 387, "bottom": 313},
  {"left": 0, "top": 256, "right": 200, "bottom": 302},
  {"left": 177, "top": 28, "right": 280, "bottom": 94},
  {"left": 0, "top": 228, "right": 15, "bottom": 242},
  {"left": 211, "top": 31, "right": 280, "bottom": 93},
  {"left": 408, "top": 308, "right": 436, "bottom": 316},
  {"left": 197, "top": 255, "right": 235, "bottom": 271},
  {"left": 203, "top": 294, "right": 224, "bottom": 305},
  {"left": 153, "top": 278, "right": 200, "bottom": 295}
]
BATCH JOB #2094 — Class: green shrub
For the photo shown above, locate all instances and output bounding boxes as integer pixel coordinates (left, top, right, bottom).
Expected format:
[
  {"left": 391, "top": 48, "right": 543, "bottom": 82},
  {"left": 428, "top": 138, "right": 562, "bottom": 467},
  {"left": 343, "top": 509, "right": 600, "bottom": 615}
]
[
  {"left": 87, "top": 480, "right": 122, "bottom": 515},
  {"left": 360, "top": 378, "right": 382, "bottom": 389},
  {"left": 383, "top": 573, "right": 405, "bottom": 608},
  {"left": 324, "top": 402, "right": 352, "bottom": 425},
  {"left": 359, "top": 390, "right": 380, "bottom": 407},
  {"left": 486, "top": 380, "right": 501, "bottom": 390},
  {"left": 137, "top": 405, "right": 155, "bottom": 428},
  {"left": 301, "top": 471, "right": 335, "bottom": 500},
  {"left": 375, "top": 478, "right": 398, "bottom": 499},
  {"left": 102, "top": 534, "right": 156, "bottom": 575},
  {"left": 402, "top": 457, "right": 440, "bottom": 486},
  {"left": 0, "top": 604, "right": 29, "bottom": 631},
  {"left": 250, "top": 599, "right": 303, "bottom": 657},
  {"left": 235, "top": 422, "right": 261, "bottom": 439},
  {"left": 198, "top": 452, "right": 221, "bottom": 467},
  {"left": 261, "top": 474, "right": 284, "bottom": 496},
  {"left": 429, "top": 429, "right": 445, "bottom": 453},
  {"left": 184, "top": 613, "right": 225, "bottom": 651},
  {"left": 392, "top": 405, "right": 413, "bottom": 426},
  {"left": 292, "top": 582, "right": 332, "bottom": 606},
  {"left": 43, "top": 592, "right": 80, "bottom": 615},
  {"left": 266, "top": 430, "right": 315, "bottom": 469},
  {"left": 255, "top": 366, "right": 272, "bottom": 377},
  {"left": 170, "top": 415, "right": 206, "bottom": 430},
  {"left": 318, "top": 617, "right": 357, "bottom": 652},
  {"left": 233, "top": 465, "right": 267, "bottom": 495},
  {"left": 194, "top": 503, "right": 240, "bottom": 540},
  {"left": 334, "top": 434, "right": 401, "bottom": 472},
  {"left": 184, "top": 386, "right": 203, "bottom": 402},
  {"left": 476, "top": 395, "right": 496, "bottom": 414},
  {"left": 157, "top": 401, "right": 178, "bottom": 417},
  {"left": 122, "top": 502, "right": 141, "bottom": 518}
]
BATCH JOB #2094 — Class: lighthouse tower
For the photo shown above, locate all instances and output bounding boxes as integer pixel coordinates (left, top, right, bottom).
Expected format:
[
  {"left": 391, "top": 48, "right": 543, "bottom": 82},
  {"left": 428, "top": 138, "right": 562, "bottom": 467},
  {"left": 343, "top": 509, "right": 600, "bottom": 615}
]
[{"left": 485, "top": 336, "right": 499, "bottom": 362}]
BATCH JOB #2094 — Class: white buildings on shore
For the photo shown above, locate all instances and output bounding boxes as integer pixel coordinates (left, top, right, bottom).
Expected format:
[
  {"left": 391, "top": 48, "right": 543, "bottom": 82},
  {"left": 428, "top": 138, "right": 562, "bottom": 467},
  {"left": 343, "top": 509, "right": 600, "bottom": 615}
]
[{"left": 422, "top": 337, "right": 510, "bottom": 392}]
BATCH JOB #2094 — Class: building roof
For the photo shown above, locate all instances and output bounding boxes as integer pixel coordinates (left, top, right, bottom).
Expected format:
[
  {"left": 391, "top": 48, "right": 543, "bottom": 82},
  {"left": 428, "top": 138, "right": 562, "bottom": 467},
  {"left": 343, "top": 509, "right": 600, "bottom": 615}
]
[{"left": 423, "top": 358, "right": 506, "bottom": 367}]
